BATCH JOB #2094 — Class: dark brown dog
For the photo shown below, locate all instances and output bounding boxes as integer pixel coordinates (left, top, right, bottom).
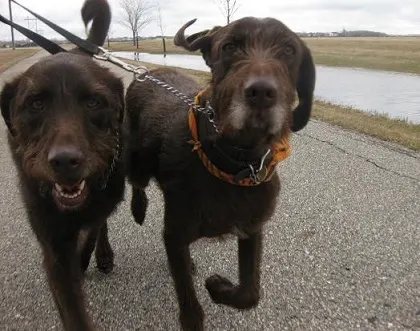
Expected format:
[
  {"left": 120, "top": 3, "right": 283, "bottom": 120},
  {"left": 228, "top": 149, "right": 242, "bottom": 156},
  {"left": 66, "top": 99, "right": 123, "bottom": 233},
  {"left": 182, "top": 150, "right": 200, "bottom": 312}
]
[
  {"left": 0, "top": 1, "right": 125, "bottom": 330},
  {"left": 125, "top": 17, "right": 315, "bottom": 330}
]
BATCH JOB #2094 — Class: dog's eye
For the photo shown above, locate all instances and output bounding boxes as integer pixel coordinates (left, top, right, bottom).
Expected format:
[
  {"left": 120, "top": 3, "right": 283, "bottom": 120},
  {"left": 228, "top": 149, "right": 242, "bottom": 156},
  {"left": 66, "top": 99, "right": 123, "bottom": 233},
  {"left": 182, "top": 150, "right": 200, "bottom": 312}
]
[
  {"left": 86, "top": 98, "right": 101, "bottom": 109},
  {"left": 222, "top": 42, "right": 236, "bottom": 53},
  {"left": 284, "top": 45, "right": 295, "bottom": 56},
  {"left": 31, "top": 99, "right": 44, "bottom": 110}
]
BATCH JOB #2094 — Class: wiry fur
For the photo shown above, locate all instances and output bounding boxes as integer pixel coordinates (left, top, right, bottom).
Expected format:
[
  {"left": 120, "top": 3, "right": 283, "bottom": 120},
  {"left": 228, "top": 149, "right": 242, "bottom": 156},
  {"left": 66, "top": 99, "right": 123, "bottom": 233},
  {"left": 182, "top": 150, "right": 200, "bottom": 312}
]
[
  {"left": 0, "top": 1, "right": 124, "bottom": 330},
  {"left": 125, "top": 17, "right": 315, "bottom": 330}
]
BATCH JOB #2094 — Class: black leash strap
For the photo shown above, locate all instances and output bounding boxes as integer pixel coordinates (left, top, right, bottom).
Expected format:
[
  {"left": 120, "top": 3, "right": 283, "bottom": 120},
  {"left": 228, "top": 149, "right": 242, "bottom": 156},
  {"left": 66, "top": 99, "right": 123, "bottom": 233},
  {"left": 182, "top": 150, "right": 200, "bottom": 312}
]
[
  {"left": 1, "top": 0, "right": 149, "bottom": 77},
  {"left": 0, "top": 13, "right": 65, "bottom": 54},
  {"left": 11, "top": 0, "right": 100, "bottom": 56}
]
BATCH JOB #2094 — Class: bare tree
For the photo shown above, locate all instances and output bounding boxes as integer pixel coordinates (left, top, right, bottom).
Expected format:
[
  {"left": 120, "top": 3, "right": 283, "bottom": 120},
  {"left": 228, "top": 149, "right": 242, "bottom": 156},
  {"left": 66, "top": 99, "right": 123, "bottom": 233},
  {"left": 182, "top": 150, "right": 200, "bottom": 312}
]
[
  {"left": 156, "top": 2, "right": 166, "bottom": 57},
  {"left": 106, "top": 25, "right": 114, "bottom": 48},
  {"left": 214, "top": 0, "right": 239, "bottom": 25},
  {"left": 119, "top": 0, "right": 154, "bottom": 48}
]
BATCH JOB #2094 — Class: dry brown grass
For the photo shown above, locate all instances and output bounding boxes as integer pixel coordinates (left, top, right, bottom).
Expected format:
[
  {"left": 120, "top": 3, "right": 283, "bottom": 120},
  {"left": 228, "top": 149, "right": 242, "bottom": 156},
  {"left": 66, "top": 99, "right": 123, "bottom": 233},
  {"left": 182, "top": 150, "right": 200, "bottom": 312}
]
[
  {"left": 110, "top": 37, "right": 420, "bottom": 74},
  {"left": 0, "top": 48, "right": 39, "bottom": 73},
  {"left": 119, "top": 57, "right": 420, "bottom": 151},
  {"left": 108, "top": 39, "right": 193, "bottom": 55},
  {"left": 302, "top": 37, "right": 420, "bottom": 74},
  {"left": 312, "top": 101, "right": 420, "bottom": 151}
]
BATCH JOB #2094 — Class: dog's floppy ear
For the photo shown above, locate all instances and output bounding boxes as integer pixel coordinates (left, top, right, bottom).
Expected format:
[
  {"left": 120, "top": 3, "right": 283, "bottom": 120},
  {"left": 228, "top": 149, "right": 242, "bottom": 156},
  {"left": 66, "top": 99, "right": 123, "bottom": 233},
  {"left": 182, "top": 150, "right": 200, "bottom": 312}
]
[
  {"left": 0, "top": 77, "right": 20, "bottom": 136},
  {"left": 187, "top": 27, "right": 222, "bottom": 67},
  {"left": 174, "top": 19, "right": 222, "bottom": 67},
  {"left": 291, "top": 44, "right": 316, "bottom": 132}
]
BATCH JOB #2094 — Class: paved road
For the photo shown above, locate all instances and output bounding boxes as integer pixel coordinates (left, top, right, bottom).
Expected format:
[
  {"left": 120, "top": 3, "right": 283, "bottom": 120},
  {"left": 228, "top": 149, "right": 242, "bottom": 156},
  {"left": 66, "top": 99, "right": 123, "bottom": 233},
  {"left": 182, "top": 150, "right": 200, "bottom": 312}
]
[{"left": 0, "top": 51, "right": 419, "bottom": 331}]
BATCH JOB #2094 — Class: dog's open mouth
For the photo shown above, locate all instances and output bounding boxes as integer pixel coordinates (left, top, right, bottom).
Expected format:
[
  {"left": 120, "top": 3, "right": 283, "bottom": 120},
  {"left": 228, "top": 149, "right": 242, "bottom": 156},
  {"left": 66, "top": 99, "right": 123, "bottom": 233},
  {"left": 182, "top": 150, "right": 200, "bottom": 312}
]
[{"left": 52, "top": 180, "right": 88, "bottom": 210}]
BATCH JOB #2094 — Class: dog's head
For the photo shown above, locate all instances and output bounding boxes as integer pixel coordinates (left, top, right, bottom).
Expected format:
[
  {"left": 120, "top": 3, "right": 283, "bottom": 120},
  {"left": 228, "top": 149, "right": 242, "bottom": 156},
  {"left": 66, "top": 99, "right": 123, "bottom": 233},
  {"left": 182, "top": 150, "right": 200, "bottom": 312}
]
[
  {"left": 1, "top": 54, "right": 124, "bottom": 212},
  {"left": 0, "top": 0, "right": 124, "bottom": 212},
  {"left": 174, "top": 17, "right": 315, "bottom": 147}
]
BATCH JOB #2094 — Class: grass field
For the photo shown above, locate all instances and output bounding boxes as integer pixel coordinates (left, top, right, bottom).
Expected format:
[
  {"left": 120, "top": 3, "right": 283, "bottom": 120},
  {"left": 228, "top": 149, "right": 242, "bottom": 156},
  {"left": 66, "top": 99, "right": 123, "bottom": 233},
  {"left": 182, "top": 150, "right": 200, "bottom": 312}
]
[
  {"left": 108, "top": 39, "right": 190, "bottom": 55},
  {"left": 109, "top": 36, "right": 420, "bottom": 75},
  {"left": 0, "top": 48, "right": 39, "bottom": 73},
  {"left": 303, "top": 37, "right": 420, "bottom": 75},
  {"left": 118, "top": 57, "right": 420, "bottom": 151},
  {"left": 311, "top": 101, "right": 420, "bottom": 151}
]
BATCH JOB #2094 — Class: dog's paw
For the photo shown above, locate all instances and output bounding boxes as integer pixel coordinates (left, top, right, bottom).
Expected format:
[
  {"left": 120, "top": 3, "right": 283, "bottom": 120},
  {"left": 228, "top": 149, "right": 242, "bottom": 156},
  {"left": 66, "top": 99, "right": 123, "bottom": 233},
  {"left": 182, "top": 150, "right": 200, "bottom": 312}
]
[
  {"left": 96, "top": 254, "right": 114, "bottom": 274},
  {"left": 205, "top": 274, "right": 235, "bottom": 304},
  {"left": 205, "top": 274, "right": 259, "bottom": 309},
  {"left": 96, "top": 260, "right": 114, "bottom": 274},
  {"left": 180, "top": 306, "right": 204, "bottom": 331}
]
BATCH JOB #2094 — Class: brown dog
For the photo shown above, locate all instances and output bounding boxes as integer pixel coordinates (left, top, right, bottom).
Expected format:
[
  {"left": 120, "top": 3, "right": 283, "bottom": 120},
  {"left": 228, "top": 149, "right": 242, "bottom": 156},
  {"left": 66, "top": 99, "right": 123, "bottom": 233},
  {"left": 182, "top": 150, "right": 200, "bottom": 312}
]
[
  {"left": 0, "top": 1, "right": 125, "bottom": 330},
  {"left": 124, "top": 17, "right": 315, "bottom": 330}
]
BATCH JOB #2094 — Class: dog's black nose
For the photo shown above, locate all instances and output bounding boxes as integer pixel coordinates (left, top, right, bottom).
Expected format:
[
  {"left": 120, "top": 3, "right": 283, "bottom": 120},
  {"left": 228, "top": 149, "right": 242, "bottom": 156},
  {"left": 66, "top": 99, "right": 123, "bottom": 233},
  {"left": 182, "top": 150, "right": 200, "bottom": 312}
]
[
  {"left": 245, "top": 79, "right": 277, "bottom": 109},
  {"left": 48, "top": 145, "right": 85, "bottom": 179}
]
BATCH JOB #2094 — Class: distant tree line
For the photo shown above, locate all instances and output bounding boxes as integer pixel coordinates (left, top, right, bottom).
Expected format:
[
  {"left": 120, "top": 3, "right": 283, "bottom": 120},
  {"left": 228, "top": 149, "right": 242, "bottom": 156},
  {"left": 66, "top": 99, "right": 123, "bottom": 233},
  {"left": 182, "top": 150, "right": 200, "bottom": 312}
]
[{"left": 298, "top": 29, "right": 389, "bottom": 38}]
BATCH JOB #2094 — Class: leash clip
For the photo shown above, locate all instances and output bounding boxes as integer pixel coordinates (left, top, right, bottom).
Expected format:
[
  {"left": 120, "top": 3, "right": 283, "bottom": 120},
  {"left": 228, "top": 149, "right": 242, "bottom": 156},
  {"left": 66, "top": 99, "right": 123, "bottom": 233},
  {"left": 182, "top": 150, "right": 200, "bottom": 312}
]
[
  {"left": 94, "top": 47, "right": 149, "bottom": 79},
  {"left": 249, "top": 148, "right": 271, "bottom": 184}
]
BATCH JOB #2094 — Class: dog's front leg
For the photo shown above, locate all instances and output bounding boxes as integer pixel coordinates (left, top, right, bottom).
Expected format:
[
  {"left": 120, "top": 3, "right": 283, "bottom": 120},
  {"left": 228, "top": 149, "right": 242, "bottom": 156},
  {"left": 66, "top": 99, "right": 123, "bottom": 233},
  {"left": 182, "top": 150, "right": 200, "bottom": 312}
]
[
  {"left": 164, "top": 229, "right": 204, "bottom": 331},
  {"left": 80, "top": 228, "right": 98, "bottom": 273},
  {"left": 95, "top": 221, "right": 115, "bottom": 274},
  {"left": 43, "top": 240, "right": 95, "bottom": 331},
  {"left": 205, "top": 231, "right": 262, "bottom": 309}
]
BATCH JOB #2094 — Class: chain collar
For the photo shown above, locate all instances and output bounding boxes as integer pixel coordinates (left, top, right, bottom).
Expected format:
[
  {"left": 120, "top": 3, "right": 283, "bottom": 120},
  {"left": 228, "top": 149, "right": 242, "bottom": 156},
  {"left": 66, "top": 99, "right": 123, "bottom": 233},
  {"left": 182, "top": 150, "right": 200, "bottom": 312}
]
[
  {"left": 98, "top": 129, "right": 121, "bottom": 190},
  {"left": 132, "top": 72, "right": 289, "bottom": 186}
]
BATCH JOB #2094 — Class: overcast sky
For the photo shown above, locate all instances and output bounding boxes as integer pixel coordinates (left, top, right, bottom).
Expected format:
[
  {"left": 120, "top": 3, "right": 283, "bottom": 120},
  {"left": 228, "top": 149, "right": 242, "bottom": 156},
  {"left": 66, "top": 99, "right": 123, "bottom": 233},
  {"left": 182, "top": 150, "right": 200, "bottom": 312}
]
[{"left": 0, "top": 0, "right": 419, "bottom": 41}]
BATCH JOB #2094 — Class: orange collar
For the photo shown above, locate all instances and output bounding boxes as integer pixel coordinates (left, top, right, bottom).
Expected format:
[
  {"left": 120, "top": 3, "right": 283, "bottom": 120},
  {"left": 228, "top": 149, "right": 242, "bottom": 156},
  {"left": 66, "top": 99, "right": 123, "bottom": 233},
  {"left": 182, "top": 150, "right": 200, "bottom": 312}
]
[{"left": 187, "top": 89, "right": 291, "bottom": 186}]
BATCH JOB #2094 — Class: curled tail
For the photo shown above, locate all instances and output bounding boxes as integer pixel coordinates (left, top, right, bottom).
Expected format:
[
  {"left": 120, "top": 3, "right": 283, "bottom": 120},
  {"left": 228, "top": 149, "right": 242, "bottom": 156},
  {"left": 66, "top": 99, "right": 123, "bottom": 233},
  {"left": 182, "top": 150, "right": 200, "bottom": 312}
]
[{"left": 81, "top": 0, "right": 111, "bottom": 46}]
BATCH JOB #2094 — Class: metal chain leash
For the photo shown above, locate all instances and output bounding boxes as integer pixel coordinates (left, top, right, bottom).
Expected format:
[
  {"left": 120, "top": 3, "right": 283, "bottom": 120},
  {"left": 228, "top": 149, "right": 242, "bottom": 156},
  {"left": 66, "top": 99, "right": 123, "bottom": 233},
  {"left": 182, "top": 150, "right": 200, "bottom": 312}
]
[
  {"left": 94, "top": 47, "right": 219, "bottom": 133},
  {"left": 93, "top": 47, "right": 272, "bottom": 184},
  {"left": 136, "top": 74, "right": 219, "bottom": 133}
]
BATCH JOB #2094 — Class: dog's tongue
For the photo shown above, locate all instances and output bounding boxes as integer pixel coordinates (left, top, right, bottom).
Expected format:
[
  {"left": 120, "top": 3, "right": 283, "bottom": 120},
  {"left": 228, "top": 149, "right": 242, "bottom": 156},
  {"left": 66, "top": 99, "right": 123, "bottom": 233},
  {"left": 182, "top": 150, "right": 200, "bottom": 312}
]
[{"left": 57, "top": 180, "right": 84, "bottom": 193}]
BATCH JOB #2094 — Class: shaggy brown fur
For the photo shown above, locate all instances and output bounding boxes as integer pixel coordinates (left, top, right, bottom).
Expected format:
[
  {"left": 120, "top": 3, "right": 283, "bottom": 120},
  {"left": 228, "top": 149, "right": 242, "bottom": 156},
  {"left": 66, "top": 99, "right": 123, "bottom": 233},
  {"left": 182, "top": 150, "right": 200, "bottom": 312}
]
[
  {"left": 0, "top": 1, "right": 125, "bottom": 330},
  {"left": 124, "top": 17, "right": 315, "bottom": 330}
]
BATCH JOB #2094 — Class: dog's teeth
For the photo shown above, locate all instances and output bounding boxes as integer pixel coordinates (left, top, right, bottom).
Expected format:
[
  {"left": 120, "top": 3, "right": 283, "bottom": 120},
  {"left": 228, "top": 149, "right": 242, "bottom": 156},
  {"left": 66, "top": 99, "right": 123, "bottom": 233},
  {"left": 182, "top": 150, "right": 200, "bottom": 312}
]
[
  {"left": 55, "top": 183, "right": 63, "bottom": 193},
  {"left": 55, "top": 180, "right": 85, "bottom": 200}
]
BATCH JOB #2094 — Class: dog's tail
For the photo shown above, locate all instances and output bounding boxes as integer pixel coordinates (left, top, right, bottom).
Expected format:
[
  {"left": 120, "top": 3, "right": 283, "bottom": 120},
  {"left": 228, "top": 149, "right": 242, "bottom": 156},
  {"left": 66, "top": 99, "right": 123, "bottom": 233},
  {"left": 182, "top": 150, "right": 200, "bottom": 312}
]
[{"left": 81, "top": 0, "right": 111, "bottom": 46}]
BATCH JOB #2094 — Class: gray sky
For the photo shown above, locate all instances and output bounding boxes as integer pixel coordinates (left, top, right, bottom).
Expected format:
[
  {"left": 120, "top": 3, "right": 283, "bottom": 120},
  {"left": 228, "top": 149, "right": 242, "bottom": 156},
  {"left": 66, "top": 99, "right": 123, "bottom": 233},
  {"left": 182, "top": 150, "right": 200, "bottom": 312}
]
[{"left": 0, "top": 0, "right": 419, "bottom": 41}]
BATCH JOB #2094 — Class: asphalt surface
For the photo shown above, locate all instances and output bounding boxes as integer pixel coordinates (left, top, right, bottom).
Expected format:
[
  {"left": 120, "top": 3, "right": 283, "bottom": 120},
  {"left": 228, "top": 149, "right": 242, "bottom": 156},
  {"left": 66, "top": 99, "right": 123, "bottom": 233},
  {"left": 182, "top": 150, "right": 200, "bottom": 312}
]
[{"left": 0, "top": 50, "right": 419, "bottom": 331}]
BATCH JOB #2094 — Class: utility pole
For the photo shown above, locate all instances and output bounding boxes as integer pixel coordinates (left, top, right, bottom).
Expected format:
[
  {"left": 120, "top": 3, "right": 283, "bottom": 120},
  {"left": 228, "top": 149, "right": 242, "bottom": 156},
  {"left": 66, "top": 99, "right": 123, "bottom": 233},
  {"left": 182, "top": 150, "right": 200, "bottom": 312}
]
[
  {"left": 24, "top": 17, "right": 38, "bottom": 31},
  {"left": 24, "top": 16, "right": 38, "bottom": 44},
  {"left": 8, "top": 0, "right": 15, "bottom": 49}
]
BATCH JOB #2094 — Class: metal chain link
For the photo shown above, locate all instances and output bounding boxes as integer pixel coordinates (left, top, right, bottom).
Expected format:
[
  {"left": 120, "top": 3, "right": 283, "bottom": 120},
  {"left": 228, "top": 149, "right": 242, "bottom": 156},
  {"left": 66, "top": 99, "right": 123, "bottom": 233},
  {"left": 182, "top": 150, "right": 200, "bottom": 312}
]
[
  {"left": 94, "top": 46, "right": 219, "bottom": 133},
  {"left": 136, "top": 74, "right": 219, "bottom": 133},
  {"left": 99, "top": 130, "right": 121, "bottom": 190}
]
